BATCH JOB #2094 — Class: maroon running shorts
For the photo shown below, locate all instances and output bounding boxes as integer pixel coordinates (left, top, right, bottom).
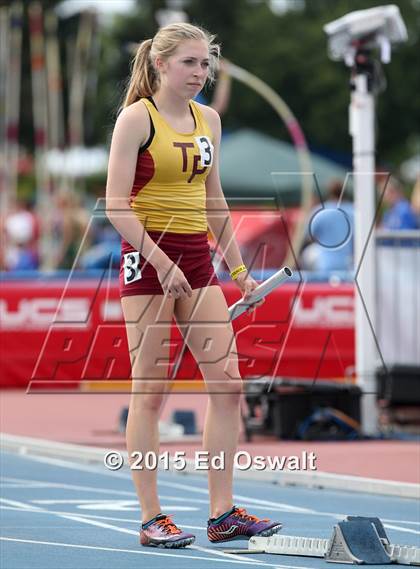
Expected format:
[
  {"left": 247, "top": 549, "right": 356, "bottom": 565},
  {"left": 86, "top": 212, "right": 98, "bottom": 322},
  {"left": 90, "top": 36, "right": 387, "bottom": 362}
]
[{"left": 119, "top": 231, "right": 219, "bottom": 297}]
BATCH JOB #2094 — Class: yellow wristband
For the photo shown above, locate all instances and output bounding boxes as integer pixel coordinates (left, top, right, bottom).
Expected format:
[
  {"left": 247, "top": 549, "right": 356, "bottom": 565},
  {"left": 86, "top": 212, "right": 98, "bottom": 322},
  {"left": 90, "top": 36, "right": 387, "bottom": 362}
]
[{"left": 230, "top": 264, "right": 247, "bottom": 280}]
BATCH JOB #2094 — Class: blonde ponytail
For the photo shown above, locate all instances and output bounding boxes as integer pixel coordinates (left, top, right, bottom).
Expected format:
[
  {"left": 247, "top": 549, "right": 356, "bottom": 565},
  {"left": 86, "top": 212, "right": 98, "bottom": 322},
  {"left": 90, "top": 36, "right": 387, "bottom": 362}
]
[{"left": 122, "top": 39, "right": 158, "bottom": 108}]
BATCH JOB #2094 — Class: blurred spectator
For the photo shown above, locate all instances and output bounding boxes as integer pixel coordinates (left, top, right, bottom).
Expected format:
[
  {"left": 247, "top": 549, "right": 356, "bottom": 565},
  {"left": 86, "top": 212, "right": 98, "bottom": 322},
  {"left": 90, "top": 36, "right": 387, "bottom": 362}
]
[
  {"left": 2, "top": 198, "right": 40, "bottom": 270},
  {"left": 52, "top": 189, "right": 90, "bottom": 269},
  {"left": 300, "top": 180, "right": 354, "bottom": 271},
  {"left": 79, "top": 221, "right": 121, "bottom": 269},
  {"left": 380, "top": 176, "right": 419, "bottom": 230},
  {"left": 410, "top": 175, "right": 420, "bottom": 221},
  {"left": 79, "top": 189, "right": 121, "bottom": 269}
]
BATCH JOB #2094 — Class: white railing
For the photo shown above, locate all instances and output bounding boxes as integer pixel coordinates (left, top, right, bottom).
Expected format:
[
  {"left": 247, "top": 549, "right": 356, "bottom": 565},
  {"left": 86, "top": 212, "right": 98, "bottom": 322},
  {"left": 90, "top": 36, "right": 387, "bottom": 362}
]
[{"left": 376, "top": 230, "right": 420, "bottom": 366}]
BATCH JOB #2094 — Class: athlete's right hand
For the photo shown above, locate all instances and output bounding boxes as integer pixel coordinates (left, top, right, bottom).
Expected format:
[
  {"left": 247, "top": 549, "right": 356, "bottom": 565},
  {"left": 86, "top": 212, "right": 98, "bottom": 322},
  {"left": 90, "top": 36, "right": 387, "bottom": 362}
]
[{"left": 156, "top": 261, "right": 193, "bottom": 299}]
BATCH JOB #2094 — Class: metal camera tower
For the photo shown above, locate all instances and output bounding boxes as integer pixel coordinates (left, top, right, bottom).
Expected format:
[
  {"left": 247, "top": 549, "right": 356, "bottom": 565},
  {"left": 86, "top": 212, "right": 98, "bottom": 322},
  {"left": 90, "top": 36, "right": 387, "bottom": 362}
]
[{"left": 324, "top": 5, "right": 408, "bottom": 435}]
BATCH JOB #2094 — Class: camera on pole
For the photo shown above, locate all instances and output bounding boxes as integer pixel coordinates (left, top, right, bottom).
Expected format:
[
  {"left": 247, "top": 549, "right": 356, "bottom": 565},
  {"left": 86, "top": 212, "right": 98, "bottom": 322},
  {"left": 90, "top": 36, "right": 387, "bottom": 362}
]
[
  {"left": 323, "top": 6, "right": 408, "bottom": 436},
  {"left": 324, "top": 4, "right": 407, "bottom": 66}
]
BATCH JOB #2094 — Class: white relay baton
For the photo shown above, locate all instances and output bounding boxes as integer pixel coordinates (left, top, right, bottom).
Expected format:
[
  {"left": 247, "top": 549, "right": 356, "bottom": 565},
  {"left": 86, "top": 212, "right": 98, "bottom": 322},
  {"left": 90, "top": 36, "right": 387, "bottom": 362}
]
[{"left": 228, "top": 266, "right": 293, "bottom": 320}]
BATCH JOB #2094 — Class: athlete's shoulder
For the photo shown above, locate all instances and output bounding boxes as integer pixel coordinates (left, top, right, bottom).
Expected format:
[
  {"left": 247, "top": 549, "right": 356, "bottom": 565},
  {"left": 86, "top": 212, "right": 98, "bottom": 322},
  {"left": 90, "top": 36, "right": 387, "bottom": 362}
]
[
  {"left": 194, "top": 102, "right": 221, "bottom": 136},
  {"left": 117, "top": 99, "right": 149, "bottom": 124},
  {"left": 194, "top": 101, "right": 220, "bottom": 122},
  {"left": 115, "top": 100, "right": 150, "bottom": 146}
]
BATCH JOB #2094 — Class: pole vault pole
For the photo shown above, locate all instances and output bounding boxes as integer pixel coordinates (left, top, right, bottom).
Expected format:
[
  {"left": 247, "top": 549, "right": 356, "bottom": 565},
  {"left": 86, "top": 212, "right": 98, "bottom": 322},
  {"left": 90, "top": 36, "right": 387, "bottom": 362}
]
[
  {"left": 68, "top": 10, "right": 94, "bottom": 148},
  {"left": 44, "top": 7, "right": 66, "bottom": 220},
  {"left": 29, "top": 1, "right": 52, "bottom": 268},
  {"left": 45, "top": 8, "right": 65, "bottom": 152},
  {"left": 0, "top": 5, "right": 10, "bottom": 214},
  {"left": 4, "top": 2, "right": 23, "bottom": 210},
  {"left": 224, "top": 62, "right": 314, "bottom": 268}
]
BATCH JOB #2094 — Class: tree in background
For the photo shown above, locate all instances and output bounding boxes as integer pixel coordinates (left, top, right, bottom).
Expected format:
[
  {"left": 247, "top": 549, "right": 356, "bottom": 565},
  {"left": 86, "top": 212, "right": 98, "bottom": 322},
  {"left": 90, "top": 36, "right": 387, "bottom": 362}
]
[
  {"left": 12, "top": 0, "right": 420, "bottom": 169},
  {"left": 184, "top": 0, "right": 420, "bottom": 167}
]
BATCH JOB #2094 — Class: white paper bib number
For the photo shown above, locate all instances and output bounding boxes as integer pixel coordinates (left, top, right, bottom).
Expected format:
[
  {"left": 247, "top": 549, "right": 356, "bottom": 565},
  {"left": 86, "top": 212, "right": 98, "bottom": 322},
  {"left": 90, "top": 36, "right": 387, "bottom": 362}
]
[
  {"left": 195, "top": 136, "right": 214, "bottom": 167},
  {"left": 123, "top": 252, "right": 142, "bottom": 285}
]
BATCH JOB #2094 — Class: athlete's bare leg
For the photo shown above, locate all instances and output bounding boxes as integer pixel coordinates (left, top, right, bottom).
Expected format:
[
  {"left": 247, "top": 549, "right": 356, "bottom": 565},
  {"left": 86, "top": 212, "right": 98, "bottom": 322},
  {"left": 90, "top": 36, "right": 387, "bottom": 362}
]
[
  {"left": 174, "top": 285, "right": 242, "bottom": 519},
  {"left": 121, "top": 294, "right": 175, "bottom": 523}
]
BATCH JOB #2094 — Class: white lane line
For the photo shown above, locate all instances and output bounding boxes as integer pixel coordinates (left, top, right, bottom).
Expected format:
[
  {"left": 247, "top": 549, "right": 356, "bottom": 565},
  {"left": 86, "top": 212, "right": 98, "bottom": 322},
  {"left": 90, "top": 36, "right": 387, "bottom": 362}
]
[
  {"left": 0, "top": 497, "right": 306, "bottom": 569},
  {"left": 2, "top": 475, "right": 134, "bottom": 496},
  {"left": 0, "top": 517, "right": 304, "bottom": 569},
  {"left": 4, "top": 455, "right": 419, "bottom": 537},
  {"left": 310, "top": 509, "right": 420, "bottom": 536},
  {"left": 158, "top": 480, "right": 314, "bottom": 514},
  {"left": 2, "top": 476, "right": 208, "bottom": 505},
  {"left": 383, "top": 523, "right": 420, "bottom": 536},
  {"left": 191, "top": 543, "right": 310, "bottom": 569},
  {"left": 0, "top": 537, "right": 255, "bottom": 565},
  {"left": 31, "top": 496, "right": 210, "bottom": 505},
  {"left": 0, "top": 498, "right": 43, "bottom": 512},
  {"left": 0, "top": 504, "right": 205, "bottom": 530},
  {"left": 33, "top": 509, "right": 283, "bottom": 567},
  {"left": 232, "top": 494, "right": 315, "bottom": 514},
  {"left": 3, "top": 454, "right": 131, "bottom": 477},
  {"left": 382, "top": 518, "right": 420, "bottom": 526},
  {"left": 1, "top": 483, "right": 50, "bottom": 489},
  {"left": 3, "top": 476, "right": 292, "bottom": 513},
  {"left": 31, "top": 499, "right": 196, "bottom": 513},
  {"left": 32, "top": 499, "right": 133, "bottom": 504},
  {"left": 1, "top": 474, "right": 307, "bottom": 514}
]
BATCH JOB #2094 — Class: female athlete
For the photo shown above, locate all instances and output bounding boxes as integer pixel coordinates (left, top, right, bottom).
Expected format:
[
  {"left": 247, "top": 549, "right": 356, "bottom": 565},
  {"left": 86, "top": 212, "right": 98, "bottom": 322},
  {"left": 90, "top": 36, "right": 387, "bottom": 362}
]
[{"left": 106, "top": 22, "right": 282, "bottom": 548}]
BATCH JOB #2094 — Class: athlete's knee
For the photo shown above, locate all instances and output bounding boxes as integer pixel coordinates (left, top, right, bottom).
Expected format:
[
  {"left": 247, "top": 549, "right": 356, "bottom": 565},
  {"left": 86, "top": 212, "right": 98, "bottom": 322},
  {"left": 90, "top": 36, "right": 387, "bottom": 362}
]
[
  {"left": 208, "top": 389, "right": 242, "bottom": 408},
  {"left": 130, "top": 387, "right": 166, "bottom": 414},
  {"left": 205, "top": 369, "right": 243, "bottom": 405}
]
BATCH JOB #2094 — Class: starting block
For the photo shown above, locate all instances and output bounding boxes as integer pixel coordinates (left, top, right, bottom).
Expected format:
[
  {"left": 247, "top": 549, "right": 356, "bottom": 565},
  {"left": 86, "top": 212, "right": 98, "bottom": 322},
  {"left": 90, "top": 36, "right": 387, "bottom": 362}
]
[{"left": 243, "top": 517, "right": 420, "bottom": 565}]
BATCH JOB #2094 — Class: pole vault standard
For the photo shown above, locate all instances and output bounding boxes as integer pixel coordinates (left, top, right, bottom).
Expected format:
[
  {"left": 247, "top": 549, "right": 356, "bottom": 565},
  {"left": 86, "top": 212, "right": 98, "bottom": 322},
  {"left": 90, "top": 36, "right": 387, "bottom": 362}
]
[
  {"left": 0, "top": 6, "right": 11, "bottom": 213},
  {"left": 28, "top": 1, "right": 52, "bottom": 269},
  {"left": 324, "top": 5, "right": 408, "bottom": 435},
  {"left": 68, "top": 10, "right": 95, "bottom": 149},
  {"left": 4, "top": 3, "right": 23, "bottom": 212},
  {"left": 0, "top": 3, "right": 23, "bottom": 214},
  {"left": 45, "top": 9, "right": 65, "bottom": 152}
]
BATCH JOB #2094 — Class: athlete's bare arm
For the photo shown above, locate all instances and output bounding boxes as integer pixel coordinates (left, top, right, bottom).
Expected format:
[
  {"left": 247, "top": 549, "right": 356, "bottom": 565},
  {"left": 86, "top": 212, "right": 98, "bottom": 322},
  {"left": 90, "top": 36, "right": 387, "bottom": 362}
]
[{"left": 201, "top": 104, "right": 244, "bottom": 272}]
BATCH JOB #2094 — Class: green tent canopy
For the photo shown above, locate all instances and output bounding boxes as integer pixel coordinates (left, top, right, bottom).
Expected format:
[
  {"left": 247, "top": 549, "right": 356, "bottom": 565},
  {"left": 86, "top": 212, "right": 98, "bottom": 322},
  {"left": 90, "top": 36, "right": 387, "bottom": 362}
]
[{"left": 219, "top": 129, "right": 348, "bottom": 206}]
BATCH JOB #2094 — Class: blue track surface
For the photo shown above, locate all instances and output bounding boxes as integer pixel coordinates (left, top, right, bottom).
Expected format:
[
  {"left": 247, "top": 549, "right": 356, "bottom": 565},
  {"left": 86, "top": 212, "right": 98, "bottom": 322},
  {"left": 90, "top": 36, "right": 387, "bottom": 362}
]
[{"left": 1, "top": 451, "right": 419, "bottom": 569}]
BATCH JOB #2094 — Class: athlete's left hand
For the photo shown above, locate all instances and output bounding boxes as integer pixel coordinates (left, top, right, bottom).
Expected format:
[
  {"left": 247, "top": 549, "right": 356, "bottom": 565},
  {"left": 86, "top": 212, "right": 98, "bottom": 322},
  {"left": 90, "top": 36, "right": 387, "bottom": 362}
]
[{"left": 234, "top": 272, "right": 265, "bottom": 314}]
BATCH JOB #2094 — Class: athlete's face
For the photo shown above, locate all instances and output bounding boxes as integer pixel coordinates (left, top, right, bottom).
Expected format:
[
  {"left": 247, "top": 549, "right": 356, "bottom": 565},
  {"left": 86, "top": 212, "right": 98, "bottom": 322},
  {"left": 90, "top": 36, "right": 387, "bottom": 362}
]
[{"left": 158, "top": 39, "right": 210, "bottom": 96}]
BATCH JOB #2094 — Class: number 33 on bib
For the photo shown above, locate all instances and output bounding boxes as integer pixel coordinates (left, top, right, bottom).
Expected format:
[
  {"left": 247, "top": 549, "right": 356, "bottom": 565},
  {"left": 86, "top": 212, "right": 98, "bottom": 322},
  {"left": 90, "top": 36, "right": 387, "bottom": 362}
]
[
  {"left": 123, "top": 252, "right": 142, "bottom": 285},
  {"left": 196, "top": 136, "right": 213, "bottom": 167}
]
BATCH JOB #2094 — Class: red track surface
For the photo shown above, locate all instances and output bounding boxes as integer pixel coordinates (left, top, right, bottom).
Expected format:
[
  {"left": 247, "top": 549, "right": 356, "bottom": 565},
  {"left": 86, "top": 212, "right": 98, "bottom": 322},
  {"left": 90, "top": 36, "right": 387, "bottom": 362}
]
[{"left": 1, "top": 390, "right": 418, "bottom": 484}]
